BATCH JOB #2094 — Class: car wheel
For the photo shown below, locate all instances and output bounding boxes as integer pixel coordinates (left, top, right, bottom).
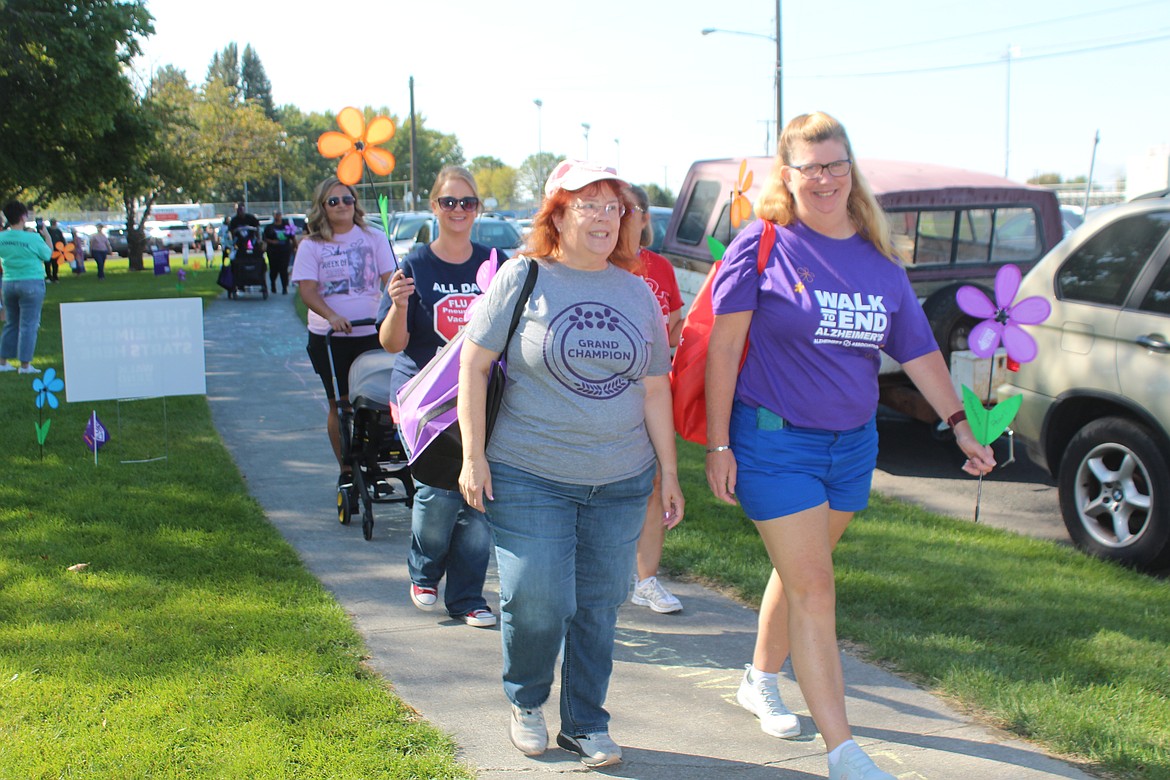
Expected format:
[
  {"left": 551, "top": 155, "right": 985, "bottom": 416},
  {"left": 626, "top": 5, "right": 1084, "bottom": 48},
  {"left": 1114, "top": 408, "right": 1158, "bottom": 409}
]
[
  {"left": 1058, "top": 417, "right": 1170, "bottom": 570},
  {"left": 922, "top": 288, "right": 979, "bottom": 367}
]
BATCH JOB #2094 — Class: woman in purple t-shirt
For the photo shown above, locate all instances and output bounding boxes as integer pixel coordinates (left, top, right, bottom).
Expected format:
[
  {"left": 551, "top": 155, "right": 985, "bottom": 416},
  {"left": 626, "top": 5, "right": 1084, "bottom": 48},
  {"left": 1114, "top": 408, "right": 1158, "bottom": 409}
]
[{"left": 704, "top": 112, "right": 996, "bottom": 780}]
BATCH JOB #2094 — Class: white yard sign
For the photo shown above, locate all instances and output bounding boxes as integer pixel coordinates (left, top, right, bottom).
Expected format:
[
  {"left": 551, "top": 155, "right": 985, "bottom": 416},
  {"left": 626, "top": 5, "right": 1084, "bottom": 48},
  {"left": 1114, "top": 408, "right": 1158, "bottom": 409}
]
[{"left": 60, "top": 298, "right": 206, "bottom": 402}]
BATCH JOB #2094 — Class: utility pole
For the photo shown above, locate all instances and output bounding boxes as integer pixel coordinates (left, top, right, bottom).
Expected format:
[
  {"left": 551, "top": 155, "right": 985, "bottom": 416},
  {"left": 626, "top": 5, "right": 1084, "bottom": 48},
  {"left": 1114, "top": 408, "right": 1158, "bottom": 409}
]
[{"left": 409, "top": 76, "right": 417, "bottom": 211}]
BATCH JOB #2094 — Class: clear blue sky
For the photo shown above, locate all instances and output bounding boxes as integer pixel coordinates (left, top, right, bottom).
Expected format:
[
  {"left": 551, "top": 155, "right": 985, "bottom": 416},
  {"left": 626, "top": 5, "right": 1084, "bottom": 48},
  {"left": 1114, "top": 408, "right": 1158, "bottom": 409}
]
[{"left": 136, "top": 0, "right": 1170, "bottom": 194}]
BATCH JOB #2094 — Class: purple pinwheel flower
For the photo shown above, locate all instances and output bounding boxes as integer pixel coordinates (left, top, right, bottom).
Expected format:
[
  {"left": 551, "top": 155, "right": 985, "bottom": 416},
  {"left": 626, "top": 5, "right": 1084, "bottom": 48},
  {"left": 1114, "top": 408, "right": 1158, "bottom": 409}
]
[{"left": 955, "top": 264, "right": 1051, "bottom": 363}]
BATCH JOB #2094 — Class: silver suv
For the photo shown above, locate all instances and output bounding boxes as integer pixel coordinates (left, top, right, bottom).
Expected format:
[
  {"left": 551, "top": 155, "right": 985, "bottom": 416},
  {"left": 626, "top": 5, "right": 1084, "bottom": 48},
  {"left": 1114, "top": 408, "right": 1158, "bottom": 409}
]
[{"left": 1003, "top": 196, "right": 1170, "bottom": 570}]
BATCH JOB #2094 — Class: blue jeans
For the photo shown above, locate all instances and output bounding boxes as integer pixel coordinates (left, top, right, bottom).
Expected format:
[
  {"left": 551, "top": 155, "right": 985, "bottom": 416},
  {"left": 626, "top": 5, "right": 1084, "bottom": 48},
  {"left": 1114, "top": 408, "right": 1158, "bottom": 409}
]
[
  {"left": 486, "top": 461, "right": 654, "bottom": 737},
  {"left": 408, "top": 483, "right": 492, "bottom": 617},
  {"left": 1, "top": 279, "right": 47, "bottom": 364},
  {"left": 90, "top": 250, "right": 109, "bottom": 279}
]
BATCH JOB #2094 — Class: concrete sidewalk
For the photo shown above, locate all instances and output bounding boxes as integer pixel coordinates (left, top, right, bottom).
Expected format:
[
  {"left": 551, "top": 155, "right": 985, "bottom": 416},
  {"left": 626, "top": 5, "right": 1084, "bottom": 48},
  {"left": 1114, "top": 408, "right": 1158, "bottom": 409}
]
[{"left": 204, "top": 294, "right": 1094, "bottom": 779}]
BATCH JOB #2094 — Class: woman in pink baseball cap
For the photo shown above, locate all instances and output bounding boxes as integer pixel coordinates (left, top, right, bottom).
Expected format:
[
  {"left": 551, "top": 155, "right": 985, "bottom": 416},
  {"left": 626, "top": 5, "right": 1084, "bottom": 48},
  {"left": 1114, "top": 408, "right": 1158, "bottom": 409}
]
[{"left": 457, "top": 161, "right": 684, "bottom": 768}]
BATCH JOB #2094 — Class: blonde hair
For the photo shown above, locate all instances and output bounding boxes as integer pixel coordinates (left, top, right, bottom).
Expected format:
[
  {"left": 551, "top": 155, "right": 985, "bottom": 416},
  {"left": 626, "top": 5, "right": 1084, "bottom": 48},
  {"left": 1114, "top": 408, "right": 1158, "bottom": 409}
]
[
  {"left": 525, "top": 181, "right": 638, "bottom": 272},
  {"left": 429, "top": 165, "right": 479, "bottom": 204},
  {"left": 306, "top": 176, "right": 367, "bottom": 242},
  {"left": 755, "top": 112, "right": 897, "bottom": 261}
]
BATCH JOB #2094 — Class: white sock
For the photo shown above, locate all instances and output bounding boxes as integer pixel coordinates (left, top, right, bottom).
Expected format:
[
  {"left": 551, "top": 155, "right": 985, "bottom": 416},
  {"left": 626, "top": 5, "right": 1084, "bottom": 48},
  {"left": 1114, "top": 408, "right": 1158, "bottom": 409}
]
[
  {"left": 828, "top": 739, "right": 857, "bottom": 766},
  {"left": 748, "top": 665, "right": 778, "bottom": 683}
]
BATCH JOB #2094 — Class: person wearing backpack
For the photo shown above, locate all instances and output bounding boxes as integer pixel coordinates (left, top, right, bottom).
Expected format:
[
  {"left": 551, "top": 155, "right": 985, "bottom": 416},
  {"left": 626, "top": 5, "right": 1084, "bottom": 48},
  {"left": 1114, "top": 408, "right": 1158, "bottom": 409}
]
[
  {"left": 457, "top": 161, "right": 683, "bottom": 768},
  {"left": 704, "top": 112, "right": 996, "bottom": 780},
  {"left": 377, "top": 166, "right": 497, "bottom": 629}
]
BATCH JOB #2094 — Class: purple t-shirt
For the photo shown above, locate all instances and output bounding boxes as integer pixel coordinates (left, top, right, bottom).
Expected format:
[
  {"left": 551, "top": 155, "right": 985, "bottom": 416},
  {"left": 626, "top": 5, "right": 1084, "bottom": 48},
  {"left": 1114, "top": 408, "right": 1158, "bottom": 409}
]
[{"left": 711, "top": 220, "right": 936, "bottom": 430}]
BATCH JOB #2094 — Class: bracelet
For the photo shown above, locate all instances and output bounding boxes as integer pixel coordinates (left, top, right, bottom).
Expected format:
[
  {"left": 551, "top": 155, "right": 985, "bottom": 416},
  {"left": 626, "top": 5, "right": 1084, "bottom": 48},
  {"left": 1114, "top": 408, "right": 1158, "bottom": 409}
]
[
  {"left": 946, "top": 409, "right": 967, "bottom": 428},
  {"left": 706, "top": 445, "right": 732, "bottom": 454}
]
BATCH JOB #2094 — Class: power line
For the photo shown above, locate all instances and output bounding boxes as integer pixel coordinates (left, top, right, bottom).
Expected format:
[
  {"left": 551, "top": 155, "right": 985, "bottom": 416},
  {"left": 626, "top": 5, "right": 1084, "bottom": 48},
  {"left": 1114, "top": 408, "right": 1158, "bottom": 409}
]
[
  {"left": 792, "top": 0, "right": 1166, "bottom": 64},
  {"left": 804, "top": 30, "right": 1170, "bottom": 79}
]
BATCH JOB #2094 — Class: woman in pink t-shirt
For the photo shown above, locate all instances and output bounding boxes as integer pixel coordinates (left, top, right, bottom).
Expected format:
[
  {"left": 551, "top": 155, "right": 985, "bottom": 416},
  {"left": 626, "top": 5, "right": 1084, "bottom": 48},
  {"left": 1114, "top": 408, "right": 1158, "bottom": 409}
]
[{"left": 291, "top": 176, "right": 396, "bottom": 490}]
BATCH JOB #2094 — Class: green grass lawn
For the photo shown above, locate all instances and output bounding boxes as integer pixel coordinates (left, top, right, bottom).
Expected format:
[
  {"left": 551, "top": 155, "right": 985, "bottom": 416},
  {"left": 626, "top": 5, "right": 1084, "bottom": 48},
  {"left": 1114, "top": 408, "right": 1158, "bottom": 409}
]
[
  {"left": 0, "top": 257, "right": 471, "bottom": 779},
  {"left": 4, "top": 256, "right": 1169, "bottom": 779},
  {"left": 668, "top": 438, "right": 1170, "bottom": 780}
]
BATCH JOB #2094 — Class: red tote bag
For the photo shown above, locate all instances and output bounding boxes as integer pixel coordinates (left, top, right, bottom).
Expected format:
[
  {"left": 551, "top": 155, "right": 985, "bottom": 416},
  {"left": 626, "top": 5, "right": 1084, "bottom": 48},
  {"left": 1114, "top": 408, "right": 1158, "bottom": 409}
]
[{"left": 670, "top": 220, "right": 775, "bottom": 445}]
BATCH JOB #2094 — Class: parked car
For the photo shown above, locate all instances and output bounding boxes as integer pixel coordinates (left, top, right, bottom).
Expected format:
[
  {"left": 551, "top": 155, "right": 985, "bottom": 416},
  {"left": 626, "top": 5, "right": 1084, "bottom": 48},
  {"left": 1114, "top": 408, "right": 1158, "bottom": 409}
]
[
  {"left": 106, "top": 225, "right": 130, "bottom": 256},
  {"left": 647, "top": 205, "right": 671, "bottom": 253},
  {"left": 1001, "top": 196, "right": 1170, "bottom": 570},
  {"left": 386, "top": 212, "right": 523, "bottom": 259},
  {"left": 145, "top": 220, "right": 195, "bottom": 252}
]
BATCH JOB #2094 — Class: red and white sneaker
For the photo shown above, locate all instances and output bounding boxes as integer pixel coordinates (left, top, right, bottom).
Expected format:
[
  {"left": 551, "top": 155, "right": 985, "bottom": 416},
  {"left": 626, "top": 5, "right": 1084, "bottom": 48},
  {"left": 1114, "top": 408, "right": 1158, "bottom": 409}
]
[
  {"left": 459, "top": 608, "right": 497, "bottom": 628},
  {"left": 409, "top": 584, "right": 438, "bottom": 611}
]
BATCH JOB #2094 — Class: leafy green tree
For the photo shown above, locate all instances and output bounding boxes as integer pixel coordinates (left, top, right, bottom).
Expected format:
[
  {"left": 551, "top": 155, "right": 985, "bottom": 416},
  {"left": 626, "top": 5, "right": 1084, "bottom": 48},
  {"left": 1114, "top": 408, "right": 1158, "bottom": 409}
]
[
  {"left": 270, "top": 105, "right": 337, "bottom": 202},
  {"left": 641, "top": 183, "right": 676, "bottom": 207},
  {"left": 241, "top": 44, "right": 275, "bottom": 120},
  {"left": 1027, "top": 173, "right": 1063, "bottom": 186},
  {"left": 206, "top": 43, "right": 240, "bottom": 102},
  {"left": 518, "top": 152, "right": 564, "bottom": 202},
  {"left": 0, "top": 0, "right": 153, "bottom": 202}
]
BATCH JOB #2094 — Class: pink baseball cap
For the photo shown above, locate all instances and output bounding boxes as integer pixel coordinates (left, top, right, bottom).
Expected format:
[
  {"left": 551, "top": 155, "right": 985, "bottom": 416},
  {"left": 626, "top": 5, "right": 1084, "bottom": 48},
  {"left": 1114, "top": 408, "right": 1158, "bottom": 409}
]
[{"left": 544, "top": 159, "right": 625, "bottom": 198}]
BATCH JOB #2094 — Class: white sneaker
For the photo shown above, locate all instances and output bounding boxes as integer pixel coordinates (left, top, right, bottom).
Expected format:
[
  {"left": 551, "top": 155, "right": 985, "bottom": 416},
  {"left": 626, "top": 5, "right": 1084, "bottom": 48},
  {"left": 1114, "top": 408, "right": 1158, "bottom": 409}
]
[
  {"left": 0, "top": 363, "right": 14, "bottom": 372},
  {"left": 736, "top": 665, "right": 801, "bottom": 738},
  {"left": 509, "top": 704, "right": 548, "bottom": 756},
  {"left": 458, "top": 608, "right": 497, "bottom": 628},
  {"left": 17, "top": 365, "right": 40, "bottom": 374},
  {"left": 829, "top": 741, "right": 896, "bottom": 780},
  {"left": 556, "top": 731, "right": 622, "bottom": 767},
  {"left": 631, "top": 576, "right": 683, "bottom": 613}
]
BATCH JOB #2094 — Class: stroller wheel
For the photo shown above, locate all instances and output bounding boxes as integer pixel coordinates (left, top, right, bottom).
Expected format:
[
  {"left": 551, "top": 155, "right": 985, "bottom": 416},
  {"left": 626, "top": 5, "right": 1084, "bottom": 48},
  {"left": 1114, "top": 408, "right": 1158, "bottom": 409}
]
[
  {"left": 362, "top": 508, "right": 374, "bottom": 541},
  {"left": 337, "top": 486, "right": 352, "bottom": 525}
]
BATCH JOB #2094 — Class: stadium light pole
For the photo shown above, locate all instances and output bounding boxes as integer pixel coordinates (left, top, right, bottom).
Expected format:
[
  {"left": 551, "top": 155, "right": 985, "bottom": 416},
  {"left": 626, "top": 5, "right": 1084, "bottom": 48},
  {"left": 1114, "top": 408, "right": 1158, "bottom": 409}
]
[
  {"left": 582, "top": 122, "right": 591, "bottom": 159},
  {"left": 702, "top": 0, "right": 782, "bottom": 141}
]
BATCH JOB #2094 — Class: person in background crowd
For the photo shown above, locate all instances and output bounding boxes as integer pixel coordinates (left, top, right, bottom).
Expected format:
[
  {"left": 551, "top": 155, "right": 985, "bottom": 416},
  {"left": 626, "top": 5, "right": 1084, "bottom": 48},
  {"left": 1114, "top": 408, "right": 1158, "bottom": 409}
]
[
  {"left": 263, "top": 211, "right": 297, "bottom": 295},
  {"left": 0, "top": 201, "right": 52, "bottom": 374},
  {"left": 624, "top": 184, "right": 686, "bottom": 614},
  {"left": 704, "top": 111, "right": 995, "bottom": 780},
  {"left": 291, "top": 177, "right": 396, "bottom": 494},
  {"left": 89, "top": 224, "right": 112, "bottom": 280},
  {"left": 377, "top": 165, "right": 496, "bottom": 629},
  {"left": 457, "top": 161, "right": 683, "bottom": 768},
  {"left": 70, "top": 226, "right": 86, "bottom": 273},
  {"left": 45, "top": 218, "right": 63, "bottom": 282}
]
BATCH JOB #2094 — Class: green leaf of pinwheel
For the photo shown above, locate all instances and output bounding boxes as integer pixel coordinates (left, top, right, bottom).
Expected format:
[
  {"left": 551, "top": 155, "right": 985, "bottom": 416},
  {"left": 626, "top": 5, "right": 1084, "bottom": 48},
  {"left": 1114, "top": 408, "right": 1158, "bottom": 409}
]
[
  {"left": 378, "top": 195, "right": 391, "bottom": 243},
  {"left": 707, "top": 236, "right": 726, "bottom": 263},
  {"left": 961, "top": 385, "right": 1021, "bottom": 446},
  {"left": 35, "top": 419, "right": 51, "bottom": 445}
]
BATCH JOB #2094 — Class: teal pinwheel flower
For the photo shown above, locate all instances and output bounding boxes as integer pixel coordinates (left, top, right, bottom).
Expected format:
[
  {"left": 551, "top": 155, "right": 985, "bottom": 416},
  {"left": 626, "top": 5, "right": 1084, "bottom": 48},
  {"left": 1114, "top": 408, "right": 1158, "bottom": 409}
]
[{"left": 33, "top": 368, "right": 65, "bottom": 409}]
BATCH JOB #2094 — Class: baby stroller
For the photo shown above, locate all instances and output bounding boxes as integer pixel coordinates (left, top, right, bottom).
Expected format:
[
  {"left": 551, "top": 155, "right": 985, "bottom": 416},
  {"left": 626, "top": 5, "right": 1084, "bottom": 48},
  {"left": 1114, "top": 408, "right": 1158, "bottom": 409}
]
[
  {"left": 228, "top": 225, "right": 268, "bottom": 299},
  {"left": 328, "top": 320, "right": 415, "bottom": 540}
]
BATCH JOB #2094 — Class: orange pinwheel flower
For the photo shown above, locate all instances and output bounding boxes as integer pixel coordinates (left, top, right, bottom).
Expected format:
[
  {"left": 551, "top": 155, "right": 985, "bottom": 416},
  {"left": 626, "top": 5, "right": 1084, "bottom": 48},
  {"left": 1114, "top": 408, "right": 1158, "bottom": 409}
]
[
  {"left": 318, "top": 107, "right": 396, "bottom": 186},
  {"left": 730, "top": 159, "right": 754, "bottom": 228},
  {"left": 52, "top": 241, "right": 75, "bottom": 266}
]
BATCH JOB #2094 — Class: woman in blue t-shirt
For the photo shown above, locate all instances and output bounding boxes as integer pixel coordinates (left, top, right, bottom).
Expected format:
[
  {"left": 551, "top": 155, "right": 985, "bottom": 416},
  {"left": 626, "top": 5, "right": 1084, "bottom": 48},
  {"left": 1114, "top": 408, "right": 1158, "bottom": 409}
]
[
  {"left": 705, "top": 113, "right": 997, "bottom": 780},
  {"left": 377, "top": 166, "right": 497, "bottom": 629}
]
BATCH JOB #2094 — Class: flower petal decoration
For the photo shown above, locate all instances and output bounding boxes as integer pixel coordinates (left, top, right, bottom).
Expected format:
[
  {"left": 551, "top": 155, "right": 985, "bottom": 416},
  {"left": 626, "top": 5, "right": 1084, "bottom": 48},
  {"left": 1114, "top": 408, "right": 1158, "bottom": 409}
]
[
  {"left": 955, "top": 264, "right": 1051, "bottom": 363},
  {"left": 33, "top": 367, "right": 65, "bottom": 410},
  {"left": 52, "top": 241, "right": 75, "bottom": 266},
  {"left": 730, "top": 159, "right": 754, "bottom": 229},
  {"left": 317, "top": 106, "right": 397, "bottom": 186}
]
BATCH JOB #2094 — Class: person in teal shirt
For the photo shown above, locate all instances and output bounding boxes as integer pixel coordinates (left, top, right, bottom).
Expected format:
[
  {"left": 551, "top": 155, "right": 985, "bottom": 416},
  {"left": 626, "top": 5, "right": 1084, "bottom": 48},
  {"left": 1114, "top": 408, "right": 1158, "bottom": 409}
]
[{"left": 1, "top": 201, "right": 52, "bottom": 374}]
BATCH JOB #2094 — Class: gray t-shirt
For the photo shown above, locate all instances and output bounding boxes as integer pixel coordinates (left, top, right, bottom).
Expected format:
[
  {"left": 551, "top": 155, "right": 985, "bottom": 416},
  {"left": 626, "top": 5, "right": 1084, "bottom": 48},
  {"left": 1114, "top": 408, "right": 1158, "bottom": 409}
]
[{"left": 465, "top": 256, "right": 671, "bottom": 485}]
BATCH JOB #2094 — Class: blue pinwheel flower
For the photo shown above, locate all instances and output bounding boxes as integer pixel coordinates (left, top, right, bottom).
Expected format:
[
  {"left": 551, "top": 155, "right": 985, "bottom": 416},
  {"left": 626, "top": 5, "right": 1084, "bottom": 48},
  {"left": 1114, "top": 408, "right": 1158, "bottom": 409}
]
[{"left": 33, "top": 368, "right": 65, "bottom": 409}]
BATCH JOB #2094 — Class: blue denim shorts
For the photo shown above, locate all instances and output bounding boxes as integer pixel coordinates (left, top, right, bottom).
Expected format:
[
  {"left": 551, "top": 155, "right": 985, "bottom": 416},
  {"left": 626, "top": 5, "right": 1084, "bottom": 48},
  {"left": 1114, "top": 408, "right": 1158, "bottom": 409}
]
[{"left": 729, "top": 400, "right": 878, "bottom": 521}]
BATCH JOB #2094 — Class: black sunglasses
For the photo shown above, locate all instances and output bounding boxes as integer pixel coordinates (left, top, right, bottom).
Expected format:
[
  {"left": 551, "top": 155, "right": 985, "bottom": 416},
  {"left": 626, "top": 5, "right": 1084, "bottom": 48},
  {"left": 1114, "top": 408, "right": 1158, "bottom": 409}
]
[
  {"left": 326, "top": 195, "right": 356, "bottom": 207},
  {"left": 436, "top": 196, "right": 479, "bottom": 212}
]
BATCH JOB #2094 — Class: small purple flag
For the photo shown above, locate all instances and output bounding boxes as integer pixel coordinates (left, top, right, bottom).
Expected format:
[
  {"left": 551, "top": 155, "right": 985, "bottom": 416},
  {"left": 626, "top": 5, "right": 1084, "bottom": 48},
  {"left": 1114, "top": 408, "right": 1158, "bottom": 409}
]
[{"left": 84, "top": 412, "right": 109, "bottom": 452}]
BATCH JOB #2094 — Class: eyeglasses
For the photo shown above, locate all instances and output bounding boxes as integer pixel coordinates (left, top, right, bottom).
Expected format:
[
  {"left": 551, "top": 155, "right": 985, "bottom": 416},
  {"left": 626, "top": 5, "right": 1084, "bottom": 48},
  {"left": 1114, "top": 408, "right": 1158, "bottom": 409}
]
[
  {"left": 568, "top": 201, "right": 626, "bottom": 219},
  {"left": 436, "top": 196, "right": 480, "bottom": 212},
  {"left": 789, "top": 159, "right": 852, "bottom": 179},
  {"left": 326, "top": 195, "right": 356, "bottom": 207},
  {"left": 631, "top": 206, "right": 647, "bottom": 214}
]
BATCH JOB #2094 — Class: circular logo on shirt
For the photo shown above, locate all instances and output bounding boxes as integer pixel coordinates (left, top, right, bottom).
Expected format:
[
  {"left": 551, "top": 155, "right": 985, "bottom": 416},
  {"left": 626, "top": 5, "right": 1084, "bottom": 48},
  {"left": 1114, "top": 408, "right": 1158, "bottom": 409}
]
[{"left": 543, "top": 302, "right": 648, "bottom": 399}]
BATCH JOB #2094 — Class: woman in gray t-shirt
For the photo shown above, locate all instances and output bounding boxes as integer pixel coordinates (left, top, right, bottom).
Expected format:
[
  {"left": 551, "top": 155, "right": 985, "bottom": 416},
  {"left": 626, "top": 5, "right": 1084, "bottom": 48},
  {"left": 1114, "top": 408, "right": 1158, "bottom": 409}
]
[{"left": 458, "top": 161, "right": 684, "bottom": 768}]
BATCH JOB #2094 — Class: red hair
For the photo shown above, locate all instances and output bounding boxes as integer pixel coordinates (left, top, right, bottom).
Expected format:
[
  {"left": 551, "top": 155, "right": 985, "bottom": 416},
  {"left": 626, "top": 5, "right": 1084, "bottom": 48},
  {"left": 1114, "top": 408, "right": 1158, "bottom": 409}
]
[{"left": 524, "top": 182, "right": 638, "bottom": 272}]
